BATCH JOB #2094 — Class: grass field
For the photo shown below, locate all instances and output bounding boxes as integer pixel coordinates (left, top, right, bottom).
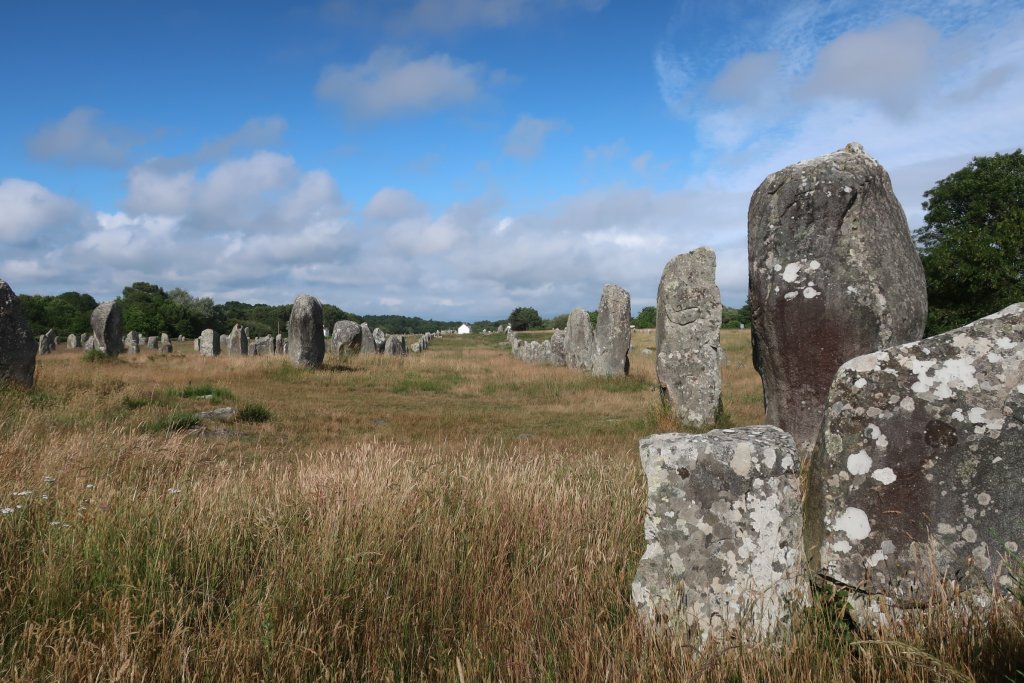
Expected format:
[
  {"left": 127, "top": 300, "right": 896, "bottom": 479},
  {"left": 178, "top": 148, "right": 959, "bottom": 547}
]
[{"left": 0, "top": 331, "right": 1021, "bottom": 681}]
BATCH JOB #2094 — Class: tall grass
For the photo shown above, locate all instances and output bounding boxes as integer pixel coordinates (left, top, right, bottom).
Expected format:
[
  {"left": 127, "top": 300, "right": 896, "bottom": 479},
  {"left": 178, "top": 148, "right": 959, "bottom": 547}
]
[{"left": 0, "top": 334, "right": 1021, "bottom": 680}]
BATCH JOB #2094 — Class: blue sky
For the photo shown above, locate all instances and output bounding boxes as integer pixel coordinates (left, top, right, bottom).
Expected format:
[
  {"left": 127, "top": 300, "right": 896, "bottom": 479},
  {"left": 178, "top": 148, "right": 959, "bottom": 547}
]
[{"left": 1, "top": 0, "right": 1022, "bottom": 320}]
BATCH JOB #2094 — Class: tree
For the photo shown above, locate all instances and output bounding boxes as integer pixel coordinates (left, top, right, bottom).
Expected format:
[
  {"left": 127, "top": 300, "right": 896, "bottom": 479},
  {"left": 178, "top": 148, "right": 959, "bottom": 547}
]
[
  {"left": 633, "top": 306, "right": 656, "bottom": 329},
  {"left": 508, "top": 307, "right": 543, "bottom": 331},
  {"left": 915, "top": 150, "right": 1024, "bottom": 334}
]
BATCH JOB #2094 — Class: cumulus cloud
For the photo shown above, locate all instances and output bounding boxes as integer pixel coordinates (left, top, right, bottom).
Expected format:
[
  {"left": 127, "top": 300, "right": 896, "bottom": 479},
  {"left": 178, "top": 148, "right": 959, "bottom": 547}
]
[
  {"left": 503, "top": 115, "right": 562, "bottom": 158},
  {"left": 364, "top": 187, "right": 429, "bottom": 221},
  {"left": 27, "top": 107, "right": 147, "bottom": 167},
  {"left": 316, "top": 48, "right": 491, "bottom": 118},
  {"left": 0, "top": 179, "right": 80, "bottom": 242},
  {"left": 386, "top": 0, "right": 607, "bottom": 33}
]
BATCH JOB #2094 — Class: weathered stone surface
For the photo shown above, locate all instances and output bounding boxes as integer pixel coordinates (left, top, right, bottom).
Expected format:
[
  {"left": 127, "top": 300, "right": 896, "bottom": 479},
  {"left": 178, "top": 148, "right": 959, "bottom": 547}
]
[
  {"left": 548, "top": 329, "right": 566, "bottom": 366},
  {"left": 287, "top": 294, "right": 325, "bottom": 368},
  {"left": 749, "top": 143, "right": 927, "bottom": 455},
  {"left": 146, "top": 336, "right": 159, "bottom": 349},
  {"left": 383, "top": 334, "right": 406, "bottom": 356},
  {"left": 38, "top": 329, "right": 56, "bottom": 355},
  {"left": 251, "top": 335, "right": 273, "bottom": 356},
  {"left": 359, "top": 323, "right": 375, "bottom": 354},
  {"left": 594, "top": 284, "right": 631, "bottom": 376},
  {"left": 84, "top": 335, "right": 97, "bottom": 351},
  {"left": 193, "top": 338, "right": 200, "bottom": 352},
  {"left": 275, "top": 333, "right": 283, "bottom": 354},
  {"left": 226, "top": 324, "right": 248, "bottom": 356},
  {"left": 91, "top": 301, "right": 124, "bottom": 356},
  {"left": 159, "top": 333, "right": 172, "bottom": 354},
  {"left": 331, "top": 320, "right": 362, "bottom": 355},
  {"left": 805, "top": 303, "right": 1024, "bottom": 606},
  {"left": 372, "top": 327, "right": 386, "bottom": 353},
  {"left": 657, "top": 248, "right": 723, "bottom": 429},
  {"left": 199, "top": 329, "right": 220, "bottom": 357},
  {"left": 125, "top": 331, "right": 140, "bottom": 354},
  {"left": 67, "top": 333, "right": 79, "bottom": 349},
  {"left": 634, "top": 426, "right": 803, "bottom": 639},
  {"left": 564, "top": 308, "right": 595, "bottom": 371},
  {"left": 0, "top": 279, "right": 37, "bottom": 387}
]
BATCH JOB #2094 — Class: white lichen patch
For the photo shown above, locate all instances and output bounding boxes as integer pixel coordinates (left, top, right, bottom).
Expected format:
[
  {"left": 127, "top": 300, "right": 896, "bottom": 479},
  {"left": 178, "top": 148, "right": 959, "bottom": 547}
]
[
  {"left": 730, "top": 442, "right": 754, "bottom": 477},
  {"left": 847, "top": 450, "right": 872, "bottom": 475},
  {"left": 871, "top": 468, "right": 897, "bottom": 485},
  {"left": 803, "top": 287, "right": 820, "bottom": 299},
  {"left": 962, "top": 527, "right": 978, "bottom": 543},
  {"left": 899, "top": 396, "right": 915, "bottom": 412},
  {"left": 976, "top": 492, "right": 991, "bottom": 506},
  {"left": 781, "top": 262, "right": 802, "bottom": 283},
  {"left": 834, "top": 507, "right": 871, "bottom": 541}
]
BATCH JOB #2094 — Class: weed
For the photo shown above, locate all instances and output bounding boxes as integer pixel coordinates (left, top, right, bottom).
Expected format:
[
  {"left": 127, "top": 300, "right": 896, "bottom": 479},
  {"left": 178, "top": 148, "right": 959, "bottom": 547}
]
[
  {"left": 143, "top": 411, "right": 200, "bottom": 432},
  {"left": 178, "top": 383, "right": 234, "bottom": 402},
  {"left": 82, "top": 349, "right": 113, "bottom": 363},
  {"left": 237, "top": 403, "right": 271, "bottom": 423}
]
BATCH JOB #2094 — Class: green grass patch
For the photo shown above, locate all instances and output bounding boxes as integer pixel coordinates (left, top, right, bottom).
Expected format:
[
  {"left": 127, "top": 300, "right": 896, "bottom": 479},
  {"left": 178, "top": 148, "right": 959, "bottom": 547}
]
[
  {"left": 120, "top": 395, "right": 154, "bottom": 410},
  {"left": 393, "top": 370, "right": 463, "bottom": 394},
  {"left": 82, "top": 349, "right": 115, "bottom": 363},
  {"left": 237, "top": 403, "right": 271, "bottom": 423},
  {"left": 177, "top": 384, "right": 234, "bottom": 402},
  {"left": 142, "top": 411, "right": 200, "bottom": 433}
]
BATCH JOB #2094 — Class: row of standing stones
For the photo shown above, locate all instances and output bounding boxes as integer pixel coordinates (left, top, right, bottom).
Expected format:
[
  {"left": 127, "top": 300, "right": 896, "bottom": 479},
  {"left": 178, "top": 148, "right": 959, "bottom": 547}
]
[
  {"left": 632, "top": 143, "right": 1023, "bottom": 641},
  {"left": 0, "top": 291, "right": 439, "bottom": 381}
]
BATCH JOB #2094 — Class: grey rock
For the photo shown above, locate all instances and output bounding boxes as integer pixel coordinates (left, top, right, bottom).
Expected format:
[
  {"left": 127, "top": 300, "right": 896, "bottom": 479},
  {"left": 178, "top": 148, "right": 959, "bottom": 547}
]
[
  {"left": 564, "top": 308, "right": 595, "bottom": 371},
  {"left": 226, "top": 324, "right": 248, "bottom": 356},
  {"left": 251, "top": 335, "right": 273, "bottom": 356},
  {"left": 146, "top": 336, "right": 159, "bottom": 350},
  {"left": 219, "top": 334, "right": 228, "bottom": 351},
  {"left": 359, "top": 323, "right": 375, "bottom": 354},
  {"left": 275, "top": 333, "right": 283, "bottom": 354},
  {"left": 196, "top": 406, "right": 235, "bottom": 421},
  {"left": 383, "top": 334, "right": 407, "bottom": 356},
  {"left": 125, "top": 331, "right": 140, "bottom": 354},
  {"left": 288, "top": 294, "right": 325, "bottom": 368},
  {"left": 593, "top": 284, "right": 631, "bottom": 376},
  {"left": 331, "top": 320, "right": 362, "bottom": 355},
  {"left": 67, "top": 333, "right": 79, "bottom": 350},
  {"left": 749, "top": 142, "right": 927, "bottom": 455},
  {"left": 805, "top": 303, "right": 1024, "bottom": 608},
  {"left": 193, "top": 338, "right": 200, "bottom": 352},
  {"left": 159, "top": 333, "right": 172, "bottom": 354},
  {"left": 656, "top": 248, "right": 723, "bottom": 429},
  {"left": 84, "top": 335, "right": 97, "bottom": 351},
  {"left": 633, "top": 427, "right": 803, "bottom": 640},
  {"left": 548, "top": 329, "right": 566, "bottom": 366},
  {"left": 0, "top": 279, "right": 37, "bottom": 387},
  {"left": 91, "top": 301, "right": 123, "bottom": 356},
  {"left": 372, "top": 327, "right": 386, "bottom": 353},
  {"left": 38, "top": 329, "right": 56, "bottom": 355},
  {"left": 198, "top": 329, "right": 220, "bottom": 357}
]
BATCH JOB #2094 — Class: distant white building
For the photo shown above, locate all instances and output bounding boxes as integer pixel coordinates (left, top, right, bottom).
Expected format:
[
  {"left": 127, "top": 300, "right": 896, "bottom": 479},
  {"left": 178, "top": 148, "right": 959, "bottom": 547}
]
[{"left": 457, "top": 323, "right": 471, "bottom": 335}]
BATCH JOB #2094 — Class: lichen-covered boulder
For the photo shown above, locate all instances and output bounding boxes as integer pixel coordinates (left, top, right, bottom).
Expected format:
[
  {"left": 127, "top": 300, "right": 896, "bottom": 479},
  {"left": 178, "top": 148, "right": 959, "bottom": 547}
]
[
  {"left": 159, "top": 333, "right": 173, "bottom": 354},
  {"left": 332, "top": 320, "right": 362, "bottom": 354},
  {"left": 38, "top": 329, "right": 56, "bottom": 355},
  {"left": 372, "top": 327, "right": 386, "bottom": 353},
  {"left": 358, "top": 323, "right": 374, "bottom": 354},
  {"left": 805, "top": 303, "right": 1024, "bottom": 606},
  {"left": 0, "top": 279, "right": 37, "bottom": 387},
  {"left": 383, "top": 334, "right": 406, "bottom": 356},
  {"left": 226, "top": 324, "right": 248, "bottom": 356},
  {"left": 749, "top": 143, "right": 927, "bottom": 455},
  {"left": 288, "top": 294, "right": 325, "bottom": 368},
  {"left": 67, "top": 333, "right": 79, "bottom": 350},
  {"left": 146, "top": 335, "right": 159, "bottom": 350},
  {"left": 565, "top": 308, "right": 595, "bottom": 371},
  {"left": 125, "top": 331, "right": 140, "bottom": 354},
  {"left": 199, "top": 329, "right": 220, "bottom": 357},
  {"left": 91, "top": 301, "right": 124, "bottom": 356},
  {"left": 548, "top": 329, "right": 566, "bottom": 366},
  {"left": 657, "top": 248, "right": 723, "bottom": 428},
  {"left": 593, "top": 284, "right": 631, "bottom": 376},
  {"left": 633, "top": 426, "right": 803, "bottom": 639}
]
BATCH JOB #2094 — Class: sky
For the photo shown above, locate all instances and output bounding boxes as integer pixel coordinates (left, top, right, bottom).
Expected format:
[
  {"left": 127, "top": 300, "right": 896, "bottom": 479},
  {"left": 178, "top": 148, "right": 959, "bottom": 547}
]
[{"left": 1, "top": 0, "right": 1022, "bottom": 321}]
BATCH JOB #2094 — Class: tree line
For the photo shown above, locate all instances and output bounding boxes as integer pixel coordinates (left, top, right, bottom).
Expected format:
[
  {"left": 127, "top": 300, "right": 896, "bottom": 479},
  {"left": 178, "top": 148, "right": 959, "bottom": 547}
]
[{"left": 19, "top": 282, "right": 465, "bottom": 338}]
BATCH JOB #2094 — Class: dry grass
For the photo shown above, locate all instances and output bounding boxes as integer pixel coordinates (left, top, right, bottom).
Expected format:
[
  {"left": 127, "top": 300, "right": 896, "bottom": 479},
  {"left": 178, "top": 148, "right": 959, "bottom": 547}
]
[{"left": 0, "top": 333, "right": 1021, "bottom": 681}]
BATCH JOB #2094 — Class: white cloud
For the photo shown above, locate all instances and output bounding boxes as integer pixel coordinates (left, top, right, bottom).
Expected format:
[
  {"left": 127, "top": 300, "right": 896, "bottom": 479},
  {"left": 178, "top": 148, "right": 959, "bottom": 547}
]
[
  {"left": 0, "top": 179, "right": 80, "bottom": 242},
  {"left": 631, "top": 152, "right": 653, "bottom": 172},
  {"left": 503, "top": 115, "right": 562, "bottom": 158},
  {"left": 27, "top": 107, "right": 146, "bottom": 167},
  {"left": 124, "top": 167, "right": 196, "bottom": 216},
  {"left": 394, "top": 0, "right": 607, "bottom": 33},
  {"left": 364, "top": 188, "right": 429, "bottom": 221},
  {"left": 584, "top": 138, "right": 627, "bottom": 162},
  {"left": 316, "top": 48, "right": 489, "bottom": 118}
]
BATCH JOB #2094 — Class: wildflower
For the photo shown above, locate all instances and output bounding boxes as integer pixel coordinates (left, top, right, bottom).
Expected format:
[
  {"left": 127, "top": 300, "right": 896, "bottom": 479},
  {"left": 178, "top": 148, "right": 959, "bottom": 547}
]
[
  {"left": 167, "top": 488, "right": 181, "bottom": 494},
  {"left": 85, "top": 484, "right": 95, "bottom": 489},
  {"left": 43, "top": 476, "right": 56, "bottom": 484},
  {"left": 12, "top": 491, "right": 32, "bottom": 497},
  {"left": 0, "top": 507, "right": 14, "bottom": 515}
]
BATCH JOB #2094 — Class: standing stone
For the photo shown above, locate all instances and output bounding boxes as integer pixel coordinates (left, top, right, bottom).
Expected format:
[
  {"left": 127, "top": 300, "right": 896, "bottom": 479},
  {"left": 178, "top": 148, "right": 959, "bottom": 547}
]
[
  {"left": 749, "top": 142, "right": 927, "bottom": 455},
  {"left": 193, "top": 338, "right": 200, "bottom": 352},
  {"left": 251, "top": 335, "right": 273, "bottom": 356},
  {"left": 633, "top": 427, "right": 803, "bottom": 640},
  {"left": 383, "top": 334, "right": 406, "bottom": 356},
  {"left": 331, "top": 320, "right": 362, "bottom": 355},
  {"left": 125, "top": 331, "right": 140, "bottom": 354},
  {"left": 564, "top": 308, "right": 595, "bottom": 371},
  {"left": 372, "top": 327, "right": 386, "bottom": 353},
  {"left": 548, "top": 329, "right": 567, "bottom": 366},
  {"left": 67, "top": 333, "right": 79, "bottom": 350},
  {"left": 0, "top": 279, "right": 37, "bottom": 388},
  {"left": 275, "top": 333, "right": 283, "bottom": 354},
  {"left": 226, "top": 324, "right": 248, "bottom": 356},
  {"left": 359, "top": 323, "right": 375, "bottom": 354},
  {"left": 38, "top": 330, "right": 56, "bottom": 355},
  {"left": 805, "top": 303, "right": 1024, "bottom": 609},
  {"left": 657, "top": 248, "right": 723, "bottom": 429},
  {"left": 159, "top": 333, "right": 173, "bottom": 354},
  {"left": 593, "top": 284, "right": 631, "bottom": 376},
  {"left": 91, "top": 301, "right": 124, "bottom": 357},
  {"left": 199, "top": 329, "right": 220, "bottom": 357},
  {"left": 287, "top": 294, "right": 325, "bottom": 368},
  {"left": 83, "top": 335, "right": 96, "bottom": 351}
]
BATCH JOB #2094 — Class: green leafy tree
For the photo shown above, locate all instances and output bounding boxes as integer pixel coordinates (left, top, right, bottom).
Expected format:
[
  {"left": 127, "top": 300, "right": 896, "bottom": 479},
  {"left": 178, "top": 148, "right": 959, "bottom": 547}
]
[
  {"left": 915, "top": 150, "right": 1024, "bottom": 334},
  {"left": 545, "top": 313, "right": 569, "bottom": 330},
  {"left": 508, "top": 307, "right": 543, "bottom": 331},
  {"left": 632, "top": 306, "right": 656, "bottom": 329}
]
